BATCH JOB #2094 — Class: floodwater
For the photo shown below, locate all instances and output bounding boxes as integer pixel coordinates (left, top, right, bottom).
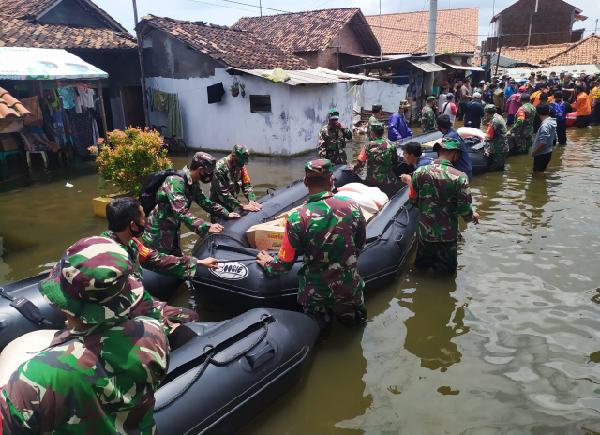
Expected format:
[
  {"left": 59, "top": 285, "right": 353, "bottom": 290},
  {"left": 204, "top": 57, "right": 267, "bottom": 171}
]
[{"left": 2, "top": 127, "right": 600, "bottom": 434}]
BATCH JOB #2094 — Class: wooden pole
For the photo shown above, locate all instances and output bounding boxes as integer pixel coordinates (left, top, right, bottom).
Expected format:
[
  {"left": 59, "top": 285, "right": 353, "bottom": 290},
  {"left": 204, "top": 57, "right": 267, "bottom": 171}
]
[
  {"left": 133, "top": 0, "right": 150, "bottom": 127},
  {"left": 98, "top": 80, "right": 108, "bottom": 137}
]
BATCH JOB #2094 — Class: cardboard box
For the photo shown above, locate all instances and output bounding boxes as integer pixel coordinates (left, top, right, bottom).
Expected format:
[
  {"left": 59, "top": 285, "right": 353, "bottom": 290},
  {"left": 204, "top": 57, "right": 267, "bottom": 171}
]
[{"left": 247, "top": 220, "right": 287, "bottom": 250}]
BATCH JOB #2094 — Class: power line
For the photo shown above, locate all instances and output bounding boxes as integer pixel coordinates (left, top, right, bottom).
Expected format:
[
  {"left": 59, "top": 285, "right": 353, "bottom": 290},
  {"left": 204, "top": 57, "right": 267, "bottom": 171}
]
[{"left": 217, "top": 0, "right": 598, "bottom": 39}]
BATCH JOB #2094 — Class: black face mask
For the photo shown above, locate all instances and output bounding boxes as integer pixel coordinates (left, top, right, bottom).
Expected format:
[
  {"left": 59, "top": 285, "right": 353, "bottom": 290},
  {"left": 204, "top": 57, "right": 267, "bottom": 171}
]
[
  {"left": 200, "top": 171, "right": 214, "bottom": 183},
  {"left": 130, "top": 221, "right": 144, "bottom": 237}
]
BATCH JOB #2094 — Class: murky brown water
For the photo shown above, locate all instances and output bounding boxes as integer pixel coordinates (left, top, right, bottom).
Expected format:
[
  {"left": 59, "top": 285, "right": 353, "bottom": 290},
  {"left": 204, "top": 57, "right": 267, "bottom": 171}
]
[{"left": 2, "top": 127, "right": 600, "bottom": 434}]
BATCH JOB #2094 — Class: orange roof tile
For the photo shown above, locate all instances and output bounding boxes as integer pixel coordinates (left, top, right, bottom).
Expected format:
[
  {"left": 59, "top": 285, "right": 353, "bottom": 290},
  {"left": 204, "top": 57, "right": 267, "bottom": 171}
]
[
  {"left": 139, "top": 15, "right": 309, "bottom": 70},
  {"left": 501, "top": 42, "right": 573, "bottom": 66},
  {"left": 233, "top": 8, "right": 380, "bottom": 55},
  {"left": 0, "top": 87, "right": 31, "bottom": 119},
  {"left": 365, "top": 8, "right": 479, "bottom": 55},
  {"left": 545, "top": 34, "right": 600, "bottom": 66}
]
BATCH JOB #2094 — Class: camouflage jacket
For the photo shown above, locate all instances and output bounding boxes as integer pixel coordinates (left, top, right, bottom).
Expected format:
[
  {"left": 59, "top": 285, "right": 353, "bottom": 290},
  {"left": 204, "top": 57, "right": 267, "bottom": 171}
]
[
  {"left": 0, "top": 316, "right": 168, "bottom": 434},
  {"left": 484, "top": 114, "right": 509, "bottom": 156},
  {"left": 511, "top": 102, "right": 535, "bottom": 138},
  {"left": 354, "top": 138, "right": 399, "bottom": 185},
  {"left": 209, "top": 155, "right": 256, "bottom": 212},
  {"left": 317, "top": 124, "right": 352, "bottom": 164},
  {"left": 263, "top": 191, "right": 366, "bottom": 313},
  {"left": 143, "top": 166, "right": 228, "bottom": 253},
  {"left": 409, "top": 159, "right": 474, "bottom": 242},
  {"left": 103, "top": 231, "right": 196, "bottom": 280},
  {"left": 102, "top": 231, "right": 199, "bottom": 335},
  {"left": 421, "top": 106, "right": 437, "bottom": 132}
]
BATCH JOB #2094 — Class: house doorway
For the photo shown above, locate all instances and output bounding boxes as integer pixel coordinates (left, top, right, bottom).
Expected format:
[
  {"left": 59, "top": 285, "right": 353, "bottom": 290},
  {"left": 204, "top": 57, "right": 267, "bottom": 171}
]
[{"left": 121, "top": 86, "right": 145, "bottom": 127}]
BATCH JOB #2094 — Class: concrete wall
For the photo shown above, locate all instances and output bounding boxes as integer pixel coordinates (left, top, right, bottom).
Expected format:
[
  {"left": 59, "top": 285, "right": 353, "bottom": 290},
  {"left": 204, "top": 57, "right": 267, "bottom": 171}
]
[
  {"left": 39, "top": 0, "right": 111, "bottom": 28},
  {"left": 146, "top": 69, "right": 354, "bottom": 155},
  {"left": 355, "top": 81, "right": 407, "bottom": 113}
]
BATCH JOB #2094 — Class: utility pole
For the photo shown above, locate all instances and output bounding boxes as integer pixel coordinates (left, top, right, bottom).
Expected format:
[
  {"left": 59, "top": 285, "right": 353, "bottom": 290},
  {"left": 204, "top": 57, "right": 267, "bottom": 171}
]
[
  {"left": 425, "top": 0, "right": 438, "bottom": 96},
  {"left": 379, "top": 0, "right": 382, "bottom": 60},
  {"left": 595, "top": 18, "right": 598, "bottom": 34},
  {"left": 259, "top": 0, "right": 263, "bottom": 17},
  {"left": 527, "top": 0, "right": 539, "bottom": 47},
  {"left": 133, "top": 0, "right": 150, "bottom": 127}
]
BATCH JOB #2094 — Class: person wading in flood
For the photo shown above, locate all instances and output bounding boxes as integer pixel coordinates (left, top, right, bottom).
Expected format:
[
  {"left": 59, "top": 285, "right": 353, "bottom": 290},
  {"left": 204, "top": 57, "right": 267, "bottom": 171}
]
[
  {"left": 388, "top": 100, "right": 413, "bottom": 143},
  {"left": 317, "top": 108, "right": 353, "bottom": 164},
  {"left": 421, "top": 96, "right": 438, "bottom": 133},
  {"left": 143, "top": 151, "right": 235, "bottom": 256},
  {"left": 531, "top": 103, "right": 557, "bottom": 175},
  {"left": 257, "top": 159, "right": 367, "bottom": 331},
  {"left": 400, "top": 138, "right": 479, "bottom": 275}
]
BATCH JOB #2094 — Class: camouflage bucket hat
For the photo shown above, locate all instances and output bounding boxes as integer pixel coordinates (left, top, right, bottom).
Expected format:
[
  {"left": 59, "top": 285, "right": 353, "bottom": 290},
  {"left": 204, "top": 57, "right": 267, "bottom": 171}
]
[
  {"left": 484, "top": 104, "right": 497, "bottom": 113},
  {"left": 371, "top": 122, "right": 384, "bottom": 133},
  {"left": 192, "top": 151, "right": 217, "bottom": 170},
  {"left": 232, "top": 144, "right": 250, "bottom": 165},
  {"left": 39, "top": 236, "right": 143, "bottom": 325},
  {"left": 399, "top": 100, "right": 411, "bottom": 109},
  {"left": 433, "top": 137, "right": 461, "bottom": 152},
  {"left": 305, "top": 158, "right": 333, "bottom": 177}
]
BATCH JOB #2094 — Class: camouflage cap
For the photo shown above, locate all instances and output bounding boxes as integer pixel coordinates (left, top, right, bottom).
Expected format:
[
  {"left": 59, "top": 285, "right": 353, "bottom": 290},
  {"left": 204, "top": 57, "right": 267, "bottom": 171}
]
[
  {"left": 328, "top": 108, "right": 340, "bottom": 120},
  {"left": 305, "top": 159, "right": 333, "bottom": 177},
  {"left": 39, "top": 236, "right": 143, "bottom": 325},
  {"left": 433, "top": 137, "right": 461, "bottom": 152},
  {"left": 399, "top": 100, "right": 411, "bottom": 109},
  {"left": 371, "top": 122, "right": 385, "bottom": 132},
  {"left": 427, "top": 96, "right": 436, "bottom": 101},
  {"left": 192, "top": 151, "right": 217, "bottom": 169},
  {"left": 484, "top": 104, "right": 497, "bottom": 113},
  {"left": 232, "top": 144, "right": 250, "bottom": 164}
]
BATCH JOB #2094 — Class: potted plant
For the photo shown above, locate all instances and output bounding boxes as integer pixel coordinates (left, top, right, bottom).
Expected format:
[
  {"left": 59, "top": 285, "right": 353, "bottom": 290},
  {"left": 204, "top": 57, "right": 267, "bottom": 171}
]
[
  {"left": 230, "top": 82, "right": 240, "bottom": 97},
  {"left": 89, "top": 127, "right": 172, "bottom": 217},
  {"left": 239, "top": 83, "right": 246, "bottom": 98}
]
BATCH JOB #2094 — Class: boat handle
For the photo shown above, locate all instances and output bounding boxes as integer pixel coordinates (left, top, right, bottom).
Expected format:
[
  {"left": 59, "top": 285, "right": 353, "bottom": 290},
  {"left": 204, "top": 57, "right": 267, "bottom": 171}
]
[{"left": 245, "top": 341, "right": 275, "bottom": 369}]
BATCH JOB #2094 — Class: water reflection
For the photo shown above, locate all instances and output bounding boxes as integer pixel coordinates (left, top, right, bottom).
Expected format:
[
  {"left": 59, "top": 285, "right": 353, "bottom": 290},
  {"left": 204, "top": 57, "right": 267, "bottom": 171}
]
[{"left": 400, "top": 276, "right": 469, "bottom": 372}]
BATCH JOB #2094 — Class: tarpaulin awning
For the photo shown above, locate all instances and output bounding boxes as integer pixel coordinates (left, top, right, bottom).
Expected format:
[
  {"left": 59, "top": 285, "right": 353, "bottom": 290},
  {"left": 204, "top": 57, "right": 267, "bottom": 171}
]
[
  {"left": 0, "top": 47, "right": 108, "bottom": 81},
  {"left": 408, "top": 60, "right": 445, "bottom": 72},
  {"left": 440, "top": 61, "right": 484, "bottom": 72},
  {"left": 228, "top": 67, "right": 378, "bottom": 86}
]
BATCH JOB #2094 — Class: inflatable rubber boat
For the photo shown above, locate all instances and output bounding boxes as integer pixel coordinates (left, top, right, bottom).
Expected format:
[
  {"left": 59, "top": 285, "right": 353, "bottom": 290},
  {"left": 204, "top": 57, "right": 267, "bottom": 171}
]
[
  {"left": 0, "top": 268, "right": 183, "bottom": 353},
  {"left": 191, "top": 167, "right": 417, "bottom": 312},
  {"left": 0, "top": 307, "right": 319, "bottom": 434}
]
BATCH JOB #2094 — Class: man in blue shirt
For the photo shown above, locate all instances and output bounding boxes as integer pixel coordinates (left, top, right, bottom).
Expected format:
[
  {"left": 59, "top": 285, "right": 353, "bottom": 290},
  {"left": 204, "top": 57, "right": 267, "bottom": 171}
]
[
  {"left": 504, "top": 79, "right": 517, "bottom": 100},
  {"left": 531, "top": 103, "right": 556, "bottom": 175},
  {"left": 388, "top": 100, "right": 413, "bottom": 142},
  {"left": 436, "top": 114, "right": 473, "bottom": 179}
]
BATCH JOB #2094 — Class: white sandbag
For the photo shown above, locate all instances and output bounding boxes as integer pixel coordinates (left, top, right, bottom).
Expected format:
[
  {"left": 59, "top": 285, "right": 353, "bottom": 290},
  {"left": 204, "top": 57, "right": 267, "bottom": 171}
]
[
  {"left": 337, "top": 183, "right": 388, "bottom": 209},
  {"left": 0, "top": 329, "right": 57, "bottom": 387},
  {"left": 457, "top": 127, "right": 486, "bottom": 140},
  {"left": 334, "top": 190, "right": 379, "bottom": 214}
]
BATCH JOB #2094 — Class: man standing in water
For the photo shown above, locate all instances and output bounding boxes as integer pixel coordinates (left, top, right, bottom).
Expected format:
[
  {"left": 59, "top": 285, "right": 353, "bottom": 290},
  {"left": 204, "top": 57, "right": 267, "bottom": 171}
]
[
  {"left": 531, "top": 104, "right": 557, "bottom": 175},
  {"left": 400, "top": 138, "right": 479, "bottom": 275},
  {"left": 257, "top": 159, "right": 367, "bottom": 330},
  {"left": 317, "top": 108, "right": 353, "bottom": 164},
  {"left": 388, "top": 100, "right": 413, "bottom": 143},
  {"left": 421, "top": 96, "right": 438, "bottom": 133}
]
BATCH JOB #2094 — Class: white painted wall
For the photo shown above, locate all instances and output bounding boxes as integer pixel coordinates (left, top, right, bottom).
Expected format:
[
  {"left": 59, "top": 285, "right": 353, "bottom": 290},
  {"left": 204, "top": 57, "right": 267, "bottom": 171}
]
[
  {"left": 146, "top": 69, "right": 354, "bottom": 155},
  {"left": 356, "top": 81, "right": 408, "bottom": 113}
]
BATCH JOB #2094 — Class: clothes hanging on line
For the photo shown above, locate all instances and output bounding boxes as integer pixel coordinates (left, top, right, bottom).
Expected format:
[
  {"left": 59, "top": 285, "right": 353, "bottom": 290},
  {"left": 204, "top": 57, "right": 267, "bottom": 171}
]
[
  {"left": 152, "top": 89, "right": 169, "bottom": 112},
  {"left": 57, "top": 87, "right": 76, "bottom": 110}
]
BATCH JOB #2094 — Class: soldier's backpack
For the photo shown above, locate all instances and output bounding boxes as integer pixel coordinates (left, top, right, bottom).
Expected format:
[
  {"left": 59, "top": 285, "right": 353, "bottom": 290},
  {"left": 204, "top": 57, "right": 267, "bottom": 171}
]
[{"left": 139, "top": 169, "right": 185, "bottom": 215}]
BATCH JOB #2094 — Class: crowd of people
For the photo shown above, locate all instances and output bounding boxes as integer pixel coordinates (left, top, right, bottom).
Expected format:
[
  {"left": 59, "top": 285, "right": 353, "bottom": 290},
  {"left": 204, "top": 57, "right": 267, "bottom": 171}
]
[{"left": 0, "top": 70, "right": 597, "bottom": 432}]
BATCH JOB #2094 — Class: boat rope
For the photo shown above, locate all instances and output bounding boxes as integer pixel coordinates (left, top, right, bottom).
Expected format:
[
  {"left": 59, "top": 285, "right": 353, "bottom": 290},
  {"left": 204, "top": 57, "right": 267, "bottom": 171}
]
[{"left": 155, "top": 314, "right": 272, "bottom": 412}]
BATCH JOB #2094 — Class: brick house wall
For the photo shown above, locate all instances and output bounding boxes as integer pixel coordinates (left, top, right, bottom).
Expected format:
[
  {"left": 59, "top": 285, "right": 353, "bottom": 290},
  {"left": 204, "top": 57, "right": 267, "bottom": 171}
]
[{"left": 486, "top": 0, "right": 583, "bottom": 50}]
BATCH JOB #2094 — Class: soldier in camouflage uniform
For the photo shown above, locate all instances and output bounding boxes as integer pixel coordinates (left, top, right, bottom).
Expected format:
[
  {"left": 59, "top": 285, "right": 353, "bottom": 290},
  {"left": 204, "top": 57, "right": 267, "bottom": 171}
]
[
  {"left": 508, "top": 93, "right": 535, "bottom": 154},
  {"left": 0, "top": 236, "right": 169, "bottom": 434},
  {"left": 209, "top": 144, "right": 262, "bottom": 214},
  {"left": 317, "top": 108, "right": 353, "bottom": 164},
  {"left": 257, "top": 159, "right": 367, "bottom": 329},
  {"left": 483, "top": 104, "right": 509, "bottom": 171},
  {"left": 405, "top": 138, "right": 479, "bottom": 275},
  {"left": 367, "top": 104, "right": 383, "bottom": 140},
  {"left": 106, "top": 197, "right": 219, "bottom": 335},
  {"left": 143, "top": 151, "right": 234, "bottom": 256},
  {"left": 351, "top": 122, "right": 401, "bottom": 196},
  {"left": 421, "top": 96, "right": 438, "bottom": 133}
]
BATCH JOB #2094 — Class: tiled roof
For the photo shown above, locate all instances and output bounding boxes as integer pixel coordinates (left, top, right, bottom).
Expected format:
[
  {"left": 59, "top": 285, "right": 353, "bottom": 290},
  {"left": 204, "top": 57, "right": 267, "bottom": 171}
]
[
  {"left": 544, "top": 34, "right": 600, "bottom": 66},
  {"left": 501, "top": 42, "right": 573, "bottom": 66},
  {"left": 233, "top": 8, "right": 380, "bottom": 55},
  {"left": 0, "top": 16, "right": 137, "bottom": 50},
  {"left": 139, "top": 15, "right": 309, "bottom": 70},
  {"left": 365, "top": 8, "right": 479, "bottom": 55},
  {"left": 0, "top": 87, "right": 31, "bottom": 119},
  {"left": 0, "top": 0, "right": 128, "bottom": 33}
]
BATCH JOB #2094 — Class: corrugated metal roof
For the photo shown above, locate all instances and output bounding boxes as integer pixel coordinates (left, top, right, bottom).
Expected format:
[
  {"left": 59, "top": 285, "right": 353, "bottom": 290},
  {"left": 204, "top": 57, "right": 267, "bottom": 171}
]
[
  {"left": 229, "top": 67, "right": 379, "bottom": 86},
  {"left": 408, "top": 60, "right": 446, "bottom": 72},
  {"left": 440, "top": 61, "right": 484, "bottom": 72}
]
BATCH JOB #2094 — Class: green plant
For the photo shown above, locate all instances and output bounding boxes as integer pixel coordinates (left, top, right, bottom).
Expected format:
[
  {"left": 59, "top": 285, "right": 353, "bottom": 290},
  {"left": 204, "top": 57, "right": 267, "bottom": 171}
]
[
  {"left": 92, "top": 127, "right": 172, "bottom": 195},
  {"left": 239, "top": 83, "right": 246, "bottom": 98},
  {"left": 230, "top": 82, "right": 240, "bottom": 97}
]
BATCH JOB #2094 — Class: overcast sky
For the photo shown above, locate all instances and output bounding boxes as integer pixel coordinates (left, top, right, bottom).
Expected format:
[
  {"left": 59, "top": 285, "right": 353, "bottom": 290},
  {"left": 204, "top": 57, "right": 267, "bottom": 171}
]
[{"left": 96, "top": 0, "right": 600, "bottom": 43}]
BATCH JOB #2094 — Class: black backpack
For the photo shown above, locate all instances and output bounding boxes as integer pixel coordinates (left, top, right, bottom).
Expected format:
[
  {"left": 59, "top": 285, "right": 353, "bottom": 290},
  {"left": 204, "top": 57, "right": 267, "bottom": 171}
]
[{"left": 139, "top": 169, "right": 185, "bottom": 215}]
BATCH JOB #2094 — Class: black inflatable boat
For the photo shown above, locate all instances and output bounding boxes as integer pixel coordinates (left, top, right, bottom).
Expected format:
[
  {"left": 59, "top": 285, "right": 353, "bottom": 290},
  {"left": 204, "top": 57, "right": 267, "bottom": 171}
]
[
  {"left": 0, "top": 268, "right": 183, "bottom": 353},
  {"left": 156, "top": 307, "right": 318, "bottom": 434},
  {"left": 191, "top": 167, "right": 417, "bottom": 312}
]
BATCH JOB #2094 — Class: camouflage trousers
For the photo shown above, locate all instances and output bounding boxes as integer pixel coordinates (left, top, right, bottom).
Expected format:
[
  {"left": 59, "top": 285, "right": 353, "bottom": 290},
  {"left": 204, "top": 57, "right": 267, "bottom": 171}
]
[
  {"left": 487, "top": 152, "right": 506, "bottom": 171},
  {"left": 131, "top": 296, "right": 199, "bottom": 336},
  {"left": 299, "top": 285, "right": 367, "bottom": 331},
  {"left": 414, "top": 238, "right": 458, "bottom": 275},
  {"left": 508, "top": 135, "right": 532, "bottom": 154}
]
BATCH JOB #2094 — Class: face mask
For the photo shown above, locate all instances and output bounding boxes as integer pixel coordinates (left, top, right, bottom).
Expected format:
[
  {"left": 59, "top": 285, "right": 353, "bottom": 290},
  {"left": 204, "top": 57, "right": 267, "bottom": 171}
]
[
  {"left": 200, "top": 171, "right": 214, "bottom": 183},
  {"left": 130, "top": 221, "right": 144, "bottom": 237}
]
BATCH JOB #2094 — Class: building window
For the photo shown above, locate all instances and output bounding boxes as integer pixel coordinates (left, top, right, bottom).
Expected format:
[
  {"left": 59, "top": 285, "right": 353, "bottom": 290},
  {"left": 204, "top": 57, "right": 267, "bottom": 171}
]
[{"left": 249, "top": 95, "right": 271, "bottom": 113}]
